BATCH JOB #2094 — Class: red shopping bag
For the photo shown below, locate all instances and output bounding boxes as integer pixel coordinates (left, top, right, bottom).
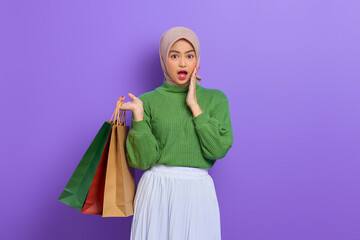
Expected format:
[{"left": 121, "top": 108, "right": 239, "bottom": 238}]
[{"left": 80, "top": 129, "right": 112, "bottom": 215}]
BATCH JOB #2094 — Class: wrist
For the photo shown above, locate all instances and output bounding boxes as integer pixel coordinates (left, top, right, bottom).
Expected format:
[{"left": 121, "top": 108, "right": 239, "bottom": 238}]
[
  {"left": 133, "top": 107, "right": 144, "bottom": 121},
  {"left": 190, "top": 104, "right": 202, "bottom": 117}
]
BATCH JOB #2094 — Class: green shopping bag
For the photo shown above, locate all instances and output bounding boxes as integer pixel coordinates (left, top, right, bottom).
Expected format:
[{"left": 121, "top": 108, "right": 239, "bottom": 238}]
[{"left": 58, "top": 121, "right": 112, "bottom": 210}]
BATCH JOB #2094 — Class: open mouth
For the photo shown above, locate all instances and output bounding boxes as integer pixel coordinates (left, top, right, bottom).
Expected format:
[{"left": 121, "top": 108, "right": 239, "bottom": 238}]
[{"left": 177, "top": 70, "right": 188, "bottom": 79}]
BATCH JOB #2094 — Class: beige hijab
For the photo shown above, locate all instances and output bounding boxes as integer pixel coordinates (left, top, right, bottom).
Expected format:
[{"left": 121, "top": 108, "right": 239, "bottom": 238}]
[{"left": 159, "top": 26, "right": 201, "bottom": 87}]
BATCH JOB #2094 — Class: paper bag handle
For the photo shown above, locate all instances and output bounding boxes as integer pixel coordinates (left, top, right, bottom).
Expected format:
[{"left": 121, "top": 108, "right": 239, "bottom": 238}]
[{"left": 110, "top": 102, "right": 126, "bottom": 126}]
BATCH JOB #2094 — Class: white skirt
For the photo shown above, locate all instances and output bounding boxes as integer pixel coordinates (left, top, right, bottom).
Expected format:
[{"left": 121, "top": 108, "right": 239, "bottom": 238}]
[{"left": 130, "top": 164, "right": 221, "bottom": 240}]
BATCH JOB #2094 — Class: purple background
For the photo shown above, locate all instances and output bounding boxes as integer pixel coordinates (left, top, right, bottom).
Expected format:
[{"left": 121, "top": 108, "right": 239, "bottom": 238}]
[{"left": 1, "top": 0, "right": 359, "bottom": 239}]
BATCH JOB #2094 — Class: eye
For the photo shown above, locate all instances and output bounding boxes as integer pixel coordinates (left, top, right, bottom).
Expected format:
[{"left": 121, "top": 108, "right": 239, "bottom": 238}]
[
  {"left": 187, "top": 54, "right": 194, "bottom": 59},
  {"left": 171, "top": 54, "right": 178, "bottom": 59}
]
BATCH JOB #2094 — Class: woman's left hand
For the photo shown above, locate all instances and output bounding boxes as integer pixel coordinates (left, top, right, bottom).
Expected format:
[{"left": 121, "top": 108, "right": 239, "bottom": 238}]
[{"left": 186, "top": 66, "right": 200, "bottom": 109}]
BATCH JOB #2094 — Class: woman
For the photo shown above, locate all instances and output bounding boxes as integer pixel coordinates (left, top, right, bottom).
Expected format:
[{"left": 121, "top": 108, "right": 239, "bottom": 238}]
[{"left": 118, "top": 26, "right": 233, "bottom": 240}]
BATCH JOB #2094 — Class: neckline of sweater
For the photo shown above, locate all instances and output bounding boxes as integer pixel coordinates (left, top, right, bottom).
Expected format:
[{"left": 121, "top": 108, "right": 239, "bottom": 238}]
[{"left": 160, "top": 78, "right": 200, "bottom": 93}]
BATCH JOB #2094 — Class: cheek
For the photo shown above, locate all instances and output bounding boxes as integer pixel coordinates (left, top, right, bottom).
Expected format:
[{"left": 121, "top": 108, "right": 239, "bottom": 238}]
[
  {"left": 167, "top": 60, "right": 177, "bottom": 74},
  {"left": 189, "top": 59, "right": 197, "bottom": 69}
]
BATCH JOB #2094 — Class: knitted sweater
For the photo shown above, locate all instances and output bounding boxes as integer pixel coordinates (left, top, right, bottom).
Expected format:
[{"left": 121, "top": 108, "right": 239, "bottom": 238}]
[{"left": 125, "top": 79, "right": 233, "bottom": 170}]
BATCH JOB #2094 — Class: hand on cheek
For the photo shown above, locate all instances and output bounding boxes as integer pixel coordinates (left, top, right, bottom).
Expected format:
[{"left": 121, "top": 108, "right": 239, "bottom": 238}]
[{"left": 186, "top": 66, "right": 201, "bottom": 112}]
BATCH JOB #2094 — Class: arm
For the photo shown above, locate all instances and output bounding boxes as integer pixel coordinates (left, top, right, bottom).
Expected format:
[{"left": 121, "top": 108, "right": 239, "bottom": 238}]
[
  {"left": 125, "top": 96, "right": 161, "bottom": 170},
  {"left": 192, "top": 91, "right": 233, "bottom": 160}
]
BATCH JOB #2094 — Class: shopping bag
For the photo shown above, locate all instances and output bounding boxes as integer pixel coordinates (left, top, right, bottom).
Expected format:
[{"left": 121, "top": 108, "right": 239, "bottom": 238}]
[
  {"left": 80, "top": 129, "right": 112, "bottom": 215},
  {"left": 102, "top": 105, "right": 136, "bottom": 217},
  {"left": 80, "top": 105, "right": 125, "bottom": 215},
  {"left": 58, "top": 121, "right": 112, "bottom": 210}
]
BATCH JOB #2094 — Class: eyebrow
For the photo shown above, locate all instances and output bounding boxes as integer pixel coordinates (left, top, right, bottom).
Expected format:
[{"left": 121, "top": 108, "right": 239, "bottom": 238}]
[{"left": 169, "top": 50, "right": 195, "bottom": 54}]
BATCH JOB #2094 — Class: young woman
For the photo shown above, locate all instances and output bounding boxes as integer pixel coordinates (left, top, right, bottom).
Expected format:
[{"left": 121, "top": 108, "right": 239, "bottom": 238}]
[{"left": 118, "top": 26, "right": 233, "bottom": 240}]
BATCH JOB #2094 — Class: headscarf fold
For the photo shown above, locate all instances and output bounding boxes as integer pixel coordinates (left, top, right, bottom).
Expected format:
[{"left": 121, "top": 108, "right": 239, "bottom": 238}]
[{"left": 159, "top": 26, "right": 201, "bottom": 86}]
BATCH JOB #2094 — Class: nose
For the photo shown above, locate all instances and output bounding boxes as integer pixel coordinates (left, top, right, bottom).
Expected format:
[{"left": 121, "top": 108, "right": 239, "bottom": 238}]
[{"left": 179, "top": 56, "right": 186, "bottom": 67}]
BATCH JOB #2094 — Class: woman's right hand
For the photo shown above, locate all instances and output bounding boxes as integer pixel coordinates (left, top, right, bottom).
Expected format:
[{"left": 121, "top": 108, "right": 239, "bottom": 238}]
[{"left": 117, "top": 93, "right": 144, "bottom": 121}]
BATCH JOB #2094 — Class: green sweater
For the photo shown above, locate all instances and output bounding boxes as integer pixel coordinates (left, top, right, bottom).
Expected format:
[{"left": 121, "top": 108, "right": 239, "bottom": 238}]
[{"left": 125, "top": 79, "right": 233, "bottom": 170}]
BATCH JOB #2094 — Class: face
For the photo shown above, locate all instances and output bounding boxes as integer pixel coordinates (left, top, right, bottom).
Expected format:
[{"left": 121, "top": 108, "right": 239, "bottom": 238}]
[{"left": 166, "top": 39, "right": 197, "bottom": 86}]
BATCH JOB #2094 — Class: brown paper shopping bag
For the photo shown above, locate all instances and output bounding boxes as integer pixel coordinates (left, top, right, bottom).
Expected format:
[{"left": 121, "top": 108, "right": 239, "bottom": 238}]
[{"left": 102, "top": 104, "right": 136, "bottom": 217}]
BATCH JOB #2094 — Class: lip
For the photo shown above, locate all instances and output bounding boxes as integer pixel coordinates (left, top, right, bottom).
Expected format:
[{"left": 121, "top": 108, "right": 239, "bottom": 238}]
[{"left": 177, "top": 70, "right": 188, "bottom": 74}]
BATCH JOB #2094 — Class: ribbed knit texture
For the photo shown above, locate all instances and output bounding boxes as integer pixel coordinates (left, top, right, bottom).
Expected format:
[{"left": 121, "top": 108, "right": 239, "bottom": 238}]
[{"left": 125, "top": 79, "right": 233, "bottom": 170}]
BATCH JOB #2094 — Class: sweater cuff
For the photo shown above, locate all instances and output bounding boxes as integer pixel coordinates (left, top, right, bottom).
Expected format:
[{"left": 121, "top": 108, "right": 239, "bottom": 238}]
[
  {"left": 131, "top": 118, "right": 148, "bottom": 133},
  {"left": 192, "top": 112, "right": 211, "bottom": 127}
]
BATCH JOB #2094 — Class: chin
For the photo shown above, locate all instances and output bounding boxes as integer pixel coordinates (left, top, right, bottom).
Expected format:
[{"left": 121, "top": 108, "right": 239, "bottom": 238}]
[
  {"left": 177, "top": 79, "right": 190, "bottom": 85},
  {"left": 171, "top": 75, "right": 190, "bottom": 85}
]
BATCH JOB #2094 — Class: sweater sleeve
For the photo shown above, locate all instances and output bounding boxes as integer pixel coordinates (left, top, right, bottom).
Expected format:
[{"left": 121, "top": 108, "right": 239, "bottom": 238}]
[
  {"left": 192, "top": 91, "right": 233, "bottom": 160},
  {"left": 125, "top": 95, "right": 161, "bottom": 170}
]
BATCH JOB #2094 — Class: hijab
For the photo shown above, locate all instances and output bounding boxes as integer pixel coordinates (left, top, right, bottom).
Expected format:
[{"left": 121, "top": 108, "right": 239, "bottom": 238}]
[{"left": 159, "top": 26, "right": 202, "bottom": 87}]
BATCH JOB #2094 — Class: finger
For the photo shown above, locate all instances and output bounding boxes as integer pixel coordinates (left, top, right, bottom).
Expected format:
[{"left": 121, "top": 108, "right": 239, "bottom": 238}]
[
  {"left": 128, "top": 93, "right": 137, "bottom": 100},
  {"left": 193, "top": 67, "right": 198, "bottom": 78},
  {"left": 118, "top": 101, "right": 125, "bottom": 109},
  {"left": 193, "top": 67, "right": 197, "bottom": 81},
  {"left": 117, "top": 96, "right": 125, "bottom": 103},
  {"left": 193, "top": 67, "right": 199, "bottom": 83},
  {"left": 190, "top": 68, "right": 196, "bottom": 82},
  {"left": 189, "top": 71, "right": 196, "bottom": 87}
]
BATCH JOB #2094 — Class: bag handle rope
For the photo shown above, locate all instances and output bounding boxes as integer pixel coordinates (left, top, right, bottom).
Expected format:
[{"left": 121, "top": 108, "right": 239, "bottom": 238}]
[{"left": 109, "top": 102, "right": 126, "bottom": 126}]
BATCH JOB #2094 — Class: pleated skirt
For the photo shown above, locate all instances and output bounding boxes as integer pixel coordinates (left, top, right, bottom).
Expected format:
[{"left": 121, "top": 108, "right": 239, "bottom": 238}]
[{"left": 130, "top": 164, "right": 221, "bottom": 240}]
